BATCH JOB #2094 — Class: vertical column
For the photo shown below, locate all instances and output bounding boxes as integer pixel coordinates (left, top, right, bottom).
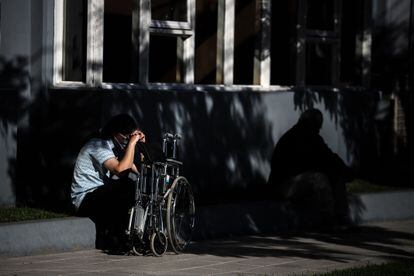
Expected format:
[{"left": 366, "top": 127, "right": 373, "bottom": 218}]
[
  {"left": 135, "top": 0, "right": 150, "bottom": 85},
  {"left": 216, "top": 0, "right": 234, "bottom": 85},
  {"left": 253, "top": 0, "right": 271, "bottom": 86},
  {"left": 331, "top": 0, "right": 342, "bottom": 84},
  {"left": 53, "top": 0, "right": 64, "bottom": 84},
  {"left": 178, "top": 35, "right": 195, "bottom": 84},
  {"left": 356, "top": 0, "right": 372, "bottom": 87},
  {"left": 296, "top": 0, "right": 306, "bottom": 86},
  {"left": 186, "top": 0, "right": 196, "bottom": 84},
  {"left": 43, "top": 0, "right": 55, "bottom": 86},
  {"left": 87, "top": 0, "right": 104, "bottom": 86},
  {"left": 132, "top": 0, "right": 140, "bottom": 83},
  {"left": 179, "top": 0, "right": 195, "bottom": 84}
]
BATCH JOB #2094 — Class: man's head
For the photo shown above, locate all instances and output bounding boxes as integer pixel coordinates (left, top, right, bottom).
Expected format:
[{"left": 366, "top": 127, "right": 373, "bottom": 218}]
[
  {"left": 101, "top": 113, "right": 139, "bottom": 139},
  {"left": 298, "top": 108, "right": 323, "bottom": 133}
]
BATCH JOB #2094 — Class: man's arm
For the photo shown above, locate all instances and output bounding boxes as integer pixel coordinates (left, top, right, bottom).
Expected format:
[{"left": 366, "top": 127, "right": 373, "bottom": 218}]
[
  {"left": 104, "top": 130, "right": 145, "bottom": 175},
  {"left": 316, "top": 135, "right": 354, "bottom": 180}
]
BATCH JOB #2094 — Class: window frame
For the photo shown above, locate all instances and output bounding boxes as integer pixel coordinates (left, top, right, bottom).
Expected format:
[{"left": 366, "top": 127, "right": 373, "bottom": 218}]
[
  {"left": 50, "top": 0, "right": 275, "bottom": 90},
  {"left": 53, "top": 0, "right": 103, "bottom": 87},
  {"left": 296, "top": 0, "right": 342, "bottom": 86}
]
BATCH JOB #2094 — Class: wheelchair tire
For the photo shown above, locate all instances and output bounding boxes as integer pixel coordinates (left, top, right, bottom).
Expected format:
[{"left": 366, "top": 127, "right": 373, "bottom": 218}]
[
  {"left": 150, "top": 231, "right": 168, "bottom": 257},
  {"left": 166, "top": 176, "right": 195, "bottom": 253},
  {"left": 132, "top": 245, "right": 141, "bottom": 256}
]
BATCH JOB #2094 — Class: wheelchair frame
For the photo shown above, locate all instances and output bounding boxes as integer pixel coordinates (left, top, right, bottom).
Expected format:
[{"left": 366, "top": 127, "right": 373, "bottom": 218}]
[{"left": 126, "top": 133, "right": 195, "bottom": 256}]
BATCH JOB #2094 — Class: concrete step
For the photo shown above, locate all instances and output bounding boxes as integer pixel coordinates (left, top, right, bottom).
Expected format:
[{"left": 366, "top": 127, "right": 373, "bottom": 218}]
[
  {"left": 0, "top": 217, "right": 95, "bottom": 256},
  {"left": 1, "top": 190, "right": 414, "bottom": 256}
]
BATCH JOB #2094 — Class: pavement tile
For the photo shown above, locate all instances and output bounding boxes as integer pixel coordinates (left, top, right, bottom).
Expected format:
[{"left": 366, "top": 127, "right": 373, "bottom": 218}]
[{"left": 1, "top": 220, "right": 414, "bottom": 276}]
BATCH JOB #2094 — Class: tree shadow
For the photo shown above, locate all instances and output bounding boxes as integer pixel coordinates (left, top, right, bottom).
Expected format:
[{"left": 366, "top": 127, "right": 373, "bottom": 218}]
[
  {"left": 100, "top": 89, "right": 275, "bottom": 206},
  {"left": 292, "top": 86, "right": 412, "bottom": 187},
  {"left": 0, "top": 55, "right": 104, "bottom": 212},
  {"left": 0, "top": 55, "right": 29, "bottom": 206},
  {"left": 1, "top": 55, "right": 277, "bottom": 214},
  {"left": 186, "top": 224, "right": 414, "bottom": 262}
]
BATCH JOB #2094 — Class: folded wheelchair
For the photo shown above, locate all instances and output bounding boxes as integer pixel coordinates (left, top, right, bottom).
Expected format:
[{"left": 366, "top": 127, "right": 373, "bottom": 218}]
[{"left": 126, "top": 133, "right": 195, "bottom": 256}]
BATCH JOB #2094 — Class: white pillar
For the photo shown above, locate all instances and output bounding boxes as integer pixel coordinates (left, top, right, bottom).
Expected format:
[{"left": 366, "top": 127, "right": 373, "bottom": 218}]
[
  {"left": 87, "top": 0, "right": 104, "bottom": 86},
  {"left": 216, "top": 0, "right": 235, "bottom": 85},
  {"left": 254, "top": 0, "right": 272, "bottom": 86}
]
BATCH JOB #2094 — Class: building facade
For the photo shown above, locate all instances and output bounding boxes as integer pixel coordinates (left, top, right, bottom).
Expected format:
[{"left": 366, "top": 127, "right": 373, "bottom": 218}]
[{"left": 0, "top": 0, "right": 412, "bottom": 210}]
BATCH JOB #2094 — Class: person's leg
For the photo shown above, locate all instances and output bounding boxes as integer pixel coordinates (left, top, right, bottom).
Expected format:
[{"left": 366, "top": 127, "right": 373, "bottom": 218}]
[
  {"left": 311, "top": 173, "right": 335, "bottom": 221},
  {"left": 77, "top": 179, "right": 135, "bottom": 250},
  {"left": 281, "top": 172, "right": 335, "bottom": 227},
  {"left": 282, "top": 173, "right": 332, "bottom": 204}
]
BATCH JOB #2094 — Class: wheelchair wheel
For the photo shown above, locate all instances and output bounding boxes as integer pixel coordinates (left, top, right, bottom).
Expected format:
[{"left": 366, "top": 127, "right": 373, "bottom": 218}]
[
  {"left": 150, "top": 231, "right": 168, "bottom": 257},
  {"left": 132, "top": 245, "right": 141, "bottom": 256},
  {"left": 166, "top": 176, "right": 195, "bottom": 253}
]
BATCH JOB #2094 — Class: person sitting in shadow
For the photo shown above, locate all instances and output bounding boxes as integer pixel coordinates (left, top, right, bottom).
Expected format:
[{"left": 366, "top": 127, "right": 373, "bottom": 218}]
[
  {"left": 267, "top": 108, "right": 354, "bottom": 230},
  {"left": 71, "top": 113, "right": 147, "bottom": 253}
]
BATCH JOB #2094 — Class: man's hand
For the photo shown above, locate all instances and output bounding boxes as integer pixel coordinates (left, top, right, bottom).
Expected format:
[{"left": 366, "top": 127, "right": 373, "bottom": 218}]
[{"left": 129, "top": 130, "right": 146, "bottom": 145}]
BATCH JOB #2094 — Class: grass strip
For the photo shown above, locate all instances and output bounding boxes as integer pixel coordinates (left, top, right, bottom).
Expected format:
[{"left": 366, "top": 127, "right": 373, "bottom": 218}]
[
  {"left": 346, "top": 179, "right": 403, "bottom": 194},
  {"left": 0, "top": 207, "right": 69, "bottom": 223}
]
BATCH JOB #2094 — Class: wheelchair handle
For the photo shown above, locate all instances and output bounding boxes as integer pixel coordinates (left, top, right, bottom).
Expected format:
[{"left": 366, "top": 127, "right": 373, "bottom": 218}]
[{"left": 164, "top": 133, "right": 181, "bottom": 140}]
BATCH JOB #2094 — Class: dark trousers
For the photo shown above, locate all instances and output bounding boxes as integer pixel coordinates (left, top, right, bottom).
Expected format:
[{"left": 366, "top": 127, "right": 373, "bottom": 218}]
[{"left": 77, "top": 179, "right": 135, "bottom": 249}]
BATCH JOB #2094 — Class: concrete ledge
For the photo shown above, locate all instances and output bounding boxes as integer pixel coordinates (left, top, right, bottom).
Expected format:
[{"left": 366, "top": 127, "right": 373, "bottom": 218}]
[
  {"left": 0, "top": 217, "right": 95, "bottom": 256},
  {"left": 1, "top": 190, "right": 414, "bottom": 256},
  {"left": 349, "top": 189, "right": 414, "bottom": 223},
  {"left": 193, "top": 189, "right": 414, "bottom": 240}
]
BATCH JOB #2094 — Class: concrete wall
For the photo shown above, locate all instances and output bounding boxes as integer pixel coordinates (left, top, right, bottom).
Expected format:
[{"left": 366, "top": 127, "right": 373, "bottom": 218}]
[
  {"left": 12, "top": 87, "right": 383, "bottom": 211},
  {"left": 0, "top": 0, "right": 32, "bottom": 206}
]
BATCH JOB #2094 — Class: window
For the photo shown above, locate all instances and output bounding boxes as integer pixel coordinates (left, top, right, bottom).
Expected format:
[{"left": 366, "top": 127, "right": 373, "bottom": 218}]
[
  {"left": 306, "top": 42, "right": 335, "bottom": 85},
  {"left": 194, "top": 0, "right": 218, "bottom": 84},
  {"left": 306, "top": 0, "right": 334, "bottom": 31},
  {"left": 233, "top": 0, "right": 256, "bottom": 85},
  {"left": 53, "top": 0, "right": 358, "bottom": 89},
  {"left": 62, "top": 0, "right": 87, "bottom": 82},
  {"left": 148, "top": 35, "right": 181, "bottom": 83},
  {"left": 270, "top": 0, "right": 296, "bottom": 85},
  {"left": 53, "top": 0, "right": 195, "bottom": 86},
  {"left": 151, "top": 0, "right": 187, "bottom": 22},
  {"left": 103, "top": 0, "right": 135, "bottom": 83},
  {"left": 54, "top": 0, "right": 103, "bottom": 86},
  {"left": 295, "top": 0, "right": 342, "bottom": 86},
  {"left": 53, "top": 0, "right": 275, "bottom": 88}
]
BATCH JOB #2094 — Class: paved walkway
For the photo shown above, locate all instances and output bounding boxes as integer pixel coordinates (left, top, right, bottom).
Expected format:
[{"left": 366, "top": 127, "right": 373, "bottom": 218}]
[{"left": 1, "top": 220, "right": 414, "bottom": 275}]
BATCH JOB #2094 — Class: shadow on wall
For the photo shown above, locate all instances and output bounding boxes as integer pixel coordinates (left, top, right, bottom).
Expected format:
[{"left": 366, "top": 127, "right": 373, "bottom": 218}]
[
  {"left": 18, "top": 89, "right": 104, "bottom": 212},
  {"left": 100, "top": 89, "right": 275, "bottom": 206},
  {"left": 291, "top": 87, "right": 413, "bottom": 186},
  {"left": 0, "top": 55, "right": 104, "bottom": 212},
  {"left": 1, "top": 58, "right": 411, "bottom": 215},
  {"left": 0, "top": 56, "right": 29, "bottom": 206},
  {"left": 0, "top": 49, "right": 276, "bottom": 213}
]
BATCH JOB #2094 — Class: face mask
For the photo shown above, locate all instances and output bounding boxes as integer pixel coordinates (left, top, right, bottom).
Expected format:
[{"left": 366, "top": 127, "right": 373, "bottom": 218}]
[
  {"left": 115, "top": 135, "right": 129, "bottom": 150},
  {"left": 119, "top": 139, "right": 128, "bottom": 148}
]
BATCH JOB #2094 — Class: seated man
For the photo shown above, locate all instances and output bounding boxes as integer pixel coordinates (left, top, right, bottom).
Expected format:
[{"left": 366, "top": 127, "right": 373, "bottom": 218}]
[
  {"left": 267, "top": 108, "right": 354, "bottom": 227},
  {"left": 71, "top": 113, "right": 146, "bottom": 251}
]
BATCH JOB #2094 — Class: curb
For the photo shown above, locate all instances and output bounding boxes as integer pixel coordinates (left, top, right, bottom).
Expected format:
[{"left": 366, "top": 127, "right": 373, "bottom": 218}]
[
  {"left": 0, "top": 217, "right": 95, "bottom": 256},
  {"left": 349, "top": 189, "right": 414, "bottom": 223},
  {"left": 1, "top": 190, "right": 414, "bottom": 256}
]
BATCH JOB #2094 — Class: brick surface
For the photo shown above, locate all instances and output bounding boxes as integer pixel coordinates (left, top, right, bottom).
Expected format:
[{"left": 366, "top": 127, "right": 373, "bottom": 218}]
[{"left": 1, "top": 220, "right": 414, "bottom": 275}]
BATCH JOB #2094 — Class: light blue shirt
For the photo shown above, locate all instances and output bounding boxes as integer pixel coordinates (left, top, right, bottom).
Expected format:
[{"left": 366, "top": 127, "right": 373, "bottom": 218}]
[{"left": 71, "top": 138, "right": 116, "bottom": 209}]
